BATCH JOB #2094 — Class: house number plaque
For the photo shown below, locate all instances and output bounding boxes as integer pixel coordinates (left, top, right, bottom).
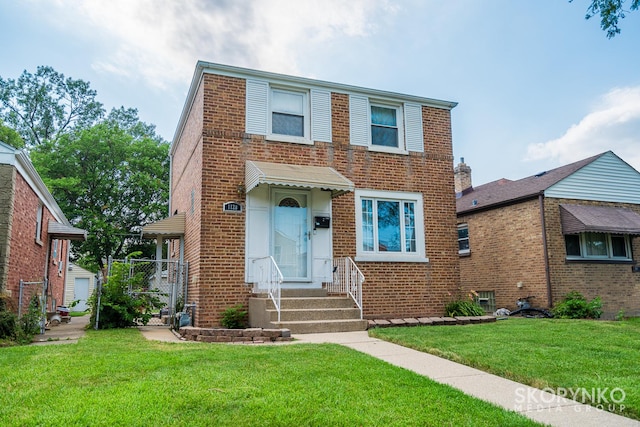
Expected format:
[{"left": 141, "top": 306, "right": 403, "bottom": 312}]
[{"left": 223, "top": 202, "right": 243, "bottom": 213}]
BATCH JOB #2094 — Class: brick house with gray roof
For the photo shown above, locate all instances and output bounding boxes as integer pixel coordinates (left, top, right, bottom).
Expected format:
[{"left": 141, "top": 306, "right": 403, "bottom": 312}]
[{"left": 455, "top": 151, "right": 640, "bottom": 318}]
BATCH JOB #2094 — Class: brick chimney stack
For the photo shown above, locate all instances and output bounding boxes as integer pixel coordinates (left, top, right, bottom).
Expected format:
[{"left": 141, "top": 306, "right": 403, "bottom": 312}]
[{"left": 454, "top": 157, "right": 472, "bottom": 193}]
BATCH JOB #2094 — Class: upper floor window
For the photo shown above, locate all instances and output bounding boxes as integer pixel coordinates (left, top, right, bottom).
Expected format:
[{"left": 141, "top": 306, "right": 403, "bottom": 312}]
[
  {"left": 350, "top": 95, "right": 423, "bottom": 154},
  {"left": 371, "top": 104, "right": 400, "bottom": 148},
  {"left": 458, "top": 224, "right": 470, "bottom": 255},
  {"left": 270, "top": 88, "right": 307, "bottom": 139},
  {"left": 35, "top": 203, "right": 44, "bottom": 243},
  {"left": 355, "top": 189, "right": 427, "bottom": 262},
  {"left": 565, "top": 232, "right": 631, "bottom": 261},
  {"left": 245, "top": 79, "right": 332, "bottom": 145}
]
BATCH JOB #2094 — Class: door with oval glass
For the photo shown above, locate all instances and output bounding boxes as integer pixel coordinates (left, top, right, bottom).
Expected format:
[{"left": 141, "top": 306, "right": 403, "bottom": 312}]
[{"left": 272, "top": 190, "right": 311, "bottom": 282}]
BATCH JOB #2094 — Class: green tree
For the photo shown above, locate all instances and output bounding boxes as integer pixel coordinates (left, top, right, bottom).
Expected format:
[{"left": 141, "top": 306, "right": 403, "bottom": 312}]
[
  {"left": 31, "top": 108, "right": 169, "bottom": 270},
  {"left": 0, "top": 66, "right": 104, "bottom": 148},
  {"left": 0, "top": 119, "right": 24, "bottom": 149},
  {"left": 573, "top": 0, "right": 640, "bottom": 38}
]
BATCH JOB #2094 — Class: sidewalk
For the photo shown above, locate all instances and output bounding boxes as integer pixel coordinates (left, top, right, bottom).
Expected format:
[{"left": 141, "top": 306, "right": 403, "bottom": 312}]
[
  {"left": 292, "top": 331, "right": 639, "bottom": 427},
  {"left": 137, "top": 326, "right": 638, "bottom": 426}
]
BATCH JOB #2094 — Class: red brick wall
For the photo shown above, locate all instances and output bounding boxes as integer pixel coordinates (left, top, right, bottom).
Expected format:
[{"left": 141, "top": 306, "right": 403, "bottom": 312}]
[
  {"left": 544, "top": 198, "right": 640, "bottom": 318},
  {"left": 457, "top": 198, "right": 549, "bottom": 311},
  {"left": 4, "top": 169, "right": 67, "bottom": 313},
  {"left": 173, "top": 73, "right": 459, "bottom": 325}
]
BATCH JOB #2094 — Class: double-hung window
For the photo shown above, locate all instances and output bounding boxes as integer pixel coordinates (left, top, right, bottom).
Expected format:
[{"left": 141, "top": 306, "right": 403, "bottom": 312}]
[
  {"left": 271, "top": 89, "right": 306, "bottom": 138},
  {"left": 371, "top": 104, "right": 400, "bottom": 148},
  {"left": 565, "top": 232, "right": 632, "bottom": 261},
  {"left": 457, "top": 224, "right": 470, "bottom": 255},
  {"left": 35, "top": 203, "right": 44, "bottom": 244},
  {"left": 355, "top": 190, "right": 427, "bottom": 262},
  {"left": 246, "top": 79, "right": 333, "bottom": 145}
]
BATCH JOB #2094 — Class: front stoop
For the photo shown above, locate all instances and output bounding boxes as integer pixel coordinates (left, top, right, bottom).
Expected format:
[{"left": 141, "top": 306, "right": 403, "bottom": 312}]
[{"left": 249, "top": 289, "right": 368, "bottom": 334}]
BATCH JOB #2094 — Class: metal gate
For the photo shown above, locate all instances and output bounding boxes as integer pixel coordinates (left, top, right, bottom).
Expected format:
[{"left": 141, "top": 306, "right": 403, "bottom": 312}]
[
  {"left": 106, "top": 258, "right": 188, "bottom": 327},
  {"left": 18, "top": 279, "right": 48, "bottom": 334}
]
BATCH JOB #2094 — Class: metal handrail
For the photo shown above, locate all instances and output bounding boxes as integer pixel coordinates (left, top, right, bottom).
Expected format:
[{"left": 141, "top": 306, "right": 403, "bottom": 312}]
[
  {"left": 331, "top": 257, "right": 364, "bottom": 319},
  {"left": 252, "top": 256, "right": 283, "bottom": 322}
]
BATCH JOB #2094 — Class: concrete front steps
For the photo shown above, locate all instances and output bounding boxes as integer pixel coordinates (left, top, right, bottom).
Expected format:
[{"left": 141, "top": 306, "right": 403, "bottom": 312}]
[{"left": 248, "top": 288, "right": 368, "bottom": 334}]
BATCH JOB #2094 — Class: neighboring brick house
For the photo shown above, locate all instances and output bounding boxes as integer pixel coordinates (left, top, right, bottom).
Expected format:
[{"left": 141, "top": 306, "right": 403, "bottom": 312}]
[
  {"left": 0, "top": 141, "right": 86, "bottom": 316},
  {"left": 456, "top": 151, "right": 640, "bottom": 318},
  {"left": 152, "top": 61, "right": 460, "bottom": 331}
]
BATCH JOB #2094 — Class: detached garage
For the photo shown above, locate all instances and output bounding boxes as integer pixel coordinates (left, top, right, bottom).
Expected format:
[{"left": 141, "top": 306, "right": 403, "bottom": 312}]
[{"left": 64, "top": 263, "right": 96, "bottom": 312}]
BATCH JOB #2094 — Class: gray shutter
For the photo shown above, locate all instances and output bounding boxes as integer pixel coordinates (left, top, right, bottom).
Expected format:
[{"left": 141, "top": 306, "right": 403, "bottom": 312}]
[
  {"left": 246, "top": 80, "right": 268, "bottom": 135},
  {"left": 404, "top": 103, "right": 424, "bottom": 152},
  {"left": 311, "top": 89, "right": 332, "bottom": 142},
  {"left": 349, "top": 95, "right": 369, "bottom": 146}
]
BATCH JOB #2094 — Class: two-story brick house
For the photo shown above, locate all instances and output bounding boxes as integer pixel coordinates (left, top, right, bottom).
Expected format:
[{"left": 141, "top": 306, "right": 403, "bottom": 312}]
[
  {"left": 0, "top": 141, "right": 86, "bottom": 318},
  {"left": 157, "top": 62, "right": 459, "bottom": 332},
  {"left": 456, "top": 151, "right": 640, "bottom": 318}
]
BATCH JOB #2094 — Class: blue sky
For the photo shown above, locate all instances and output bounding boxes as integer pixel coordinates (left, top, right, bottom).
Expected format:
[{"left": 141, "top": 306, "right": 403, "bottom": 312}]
[{"left": 1, "top": 0, "right": 639, "bottom": 186}]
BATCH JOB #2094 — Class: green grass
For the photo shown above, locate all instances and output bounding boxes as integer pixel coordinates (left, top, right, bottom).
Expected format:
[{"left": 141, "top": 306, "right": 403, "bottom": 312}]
[
  {"left": 69, "top": 310, "right": 89, "bottom": 317},
  {"left": 0, "top": 328, "right": 540, "bottom": 426},
  {"left": 370, "top": 318, "right": 640, "bottom": 420}
]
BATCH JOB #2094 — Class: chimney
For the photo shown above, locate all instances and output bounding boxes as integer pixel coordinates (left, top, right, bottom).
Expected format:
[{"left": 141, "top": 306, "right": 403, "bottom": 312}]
[{"left": 454, "top": 157, "right": 472, "bottom": 193}]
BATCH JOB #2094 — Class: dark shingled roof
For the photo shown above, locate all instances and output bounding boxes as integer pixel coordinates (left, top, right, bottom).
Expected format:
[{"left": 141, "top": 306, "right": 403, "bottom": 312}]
[
  {"left": 456, "top": 152, "right": 606, "bottom": 215},
  {"left": 560, "top": 204, "right": 640, "bottom": 235}
]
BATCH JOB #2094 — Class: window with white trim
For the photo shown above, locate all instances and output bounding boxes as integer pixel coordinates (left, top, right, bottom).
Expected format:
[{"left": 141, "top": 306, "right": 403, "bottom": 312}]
[
  {"left": 350, "top": 95, "right": 423, "bottom": 154},
  {"left": 245, "top": 79, "right": 332, "bottom": 145},
  {"left": 457, "top": 224, "right": 470, "bottom": 255},
  {"left": 35, "top": 203, "right": 44, "bottom": 243},
  {"left": 371, "top": 104, "right": 401, "bottom": 148},
  {"left": 564, "top": 232, "right": 632, "bottom": 261},
  {"left": 270, "top": 88, "right": 308, "bottom": 139},
  {"left": 355, "top": 190, "right": 427, "bottom": 262}
]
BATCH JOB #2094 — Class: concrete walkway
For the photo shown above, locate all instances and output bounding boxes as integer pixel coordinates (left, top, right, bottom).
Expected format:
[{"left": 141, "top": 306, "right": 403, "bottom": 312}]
[
  {"left": 292, "top": 331, "right": 639, "bottom": 427},
  {"left": 137, "top": 327, "right": 638, "bottom": 427}
]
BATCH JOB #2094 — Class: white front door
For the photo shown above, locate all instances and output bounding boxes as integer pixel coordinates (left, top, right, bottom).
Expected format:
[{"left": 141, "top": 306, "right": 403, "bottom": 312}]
[{"left": 272, "top": 190, "right": 311, "bottom": 282}]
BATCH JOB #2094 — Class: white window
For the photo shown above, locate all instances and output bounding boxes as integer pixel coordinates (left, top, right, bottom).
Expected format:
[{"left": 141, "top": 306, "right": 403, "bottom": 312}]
[
  {"left": 565, "top": 233, "right": 631, "bottom": 261},
  {"left": 270, "top": 88, "right": 308, "bottom": 139},
  {"left": 35, "top": 203, "right": 44, "bottom": 243},
  {"left": 245, "top": 80, "right": 332, "bottom": 145},
  {"left": 457, "top": 224, "right": 470, "bottom": 255},
  {"left": 355, "top": 190, "right": 427, "bottom": 262},
  {"left": 349, "top": 95, "right": 416, "bottom": 154}
]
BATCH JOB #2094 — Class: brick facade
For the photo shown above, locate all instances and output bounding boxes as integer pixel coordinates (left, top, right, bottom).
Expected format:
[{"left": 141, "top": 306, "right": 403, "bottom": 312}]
[
  {"left": 457, "top": 198, "right": 549, "bottom": 311},
  {"left": 544, "top": 198, "right": 640, "bottom": 318},
  {"left": 171, "top": 70, "right": 460, "bottom": 326},
  {"left": 458, "top": 196, "right": 640, "bottom": 318},
  {"left": 1, "top": 165, "right": 67, "bottom": 313}
]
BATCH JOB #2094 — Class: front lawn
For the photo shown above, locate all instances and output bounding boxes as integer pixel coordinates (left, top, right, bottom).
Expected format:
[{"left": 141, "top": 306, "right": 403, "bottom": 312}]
[
  {"left": 370, "top": 318, "right": 640, "bottom": 420},
  {"left": 0, "top": 328, "right": 539, "bottom": 426}
]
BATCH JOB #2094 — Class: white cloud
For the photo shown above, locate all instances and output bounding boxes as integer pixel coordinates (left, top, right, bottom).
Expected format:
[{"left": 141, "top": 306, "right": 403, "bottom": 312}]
[
  {"left": 41, "top": 0, "right": 395, "bottom": 90},
  {"left": 526, "top": 86, "right": 640, "bottom": 171}
]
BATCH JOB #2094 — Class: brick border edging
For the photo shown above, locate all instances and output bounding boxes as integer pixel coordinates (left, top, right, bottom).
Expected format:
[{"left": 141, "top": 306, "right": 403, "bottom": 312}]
[
  {"left": 367, "top": 315, "right": 496, "bottom": 328},
  {"left": 178, "top": 326, "right": 293, "bottom": 343}
]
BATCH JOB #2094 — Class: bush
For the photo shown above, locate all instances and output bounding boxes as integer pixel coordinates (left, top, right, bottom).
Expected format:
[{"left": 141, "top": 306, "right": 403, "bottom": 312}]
[
  {"left": 0, "top": 294, "right": 42, "bottom": 345},
  {"left": 89, "top": 259, "right": 164, "bottom": 329},
  {"left": 445, "top": 300, "right": 485, "bottom": 317},
  {"left": 552, "top": 291, "right": 603, "bottom": 319},
  {"left": 220, "top": 304, "right": 248, "bottom": 329}
]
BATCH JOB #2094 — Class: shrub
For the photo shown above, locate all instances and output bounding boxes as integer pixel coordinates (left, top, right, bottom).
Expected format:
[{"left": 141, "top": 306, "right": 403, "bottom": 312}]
[
  {"left": 88, "top": 259, "right": 163, "bottom": 329},
  {"left": 220, "top": 304, "right": 248, "bottom": 329},
  {"left": 552, "top": 291, "right": 603, "bottom": 319},
  {"left": 0, "top": 294, "right": 42, "bottom": 345},
  {"left": 445, "top": 300, "right": 485, "bottom": 317}
]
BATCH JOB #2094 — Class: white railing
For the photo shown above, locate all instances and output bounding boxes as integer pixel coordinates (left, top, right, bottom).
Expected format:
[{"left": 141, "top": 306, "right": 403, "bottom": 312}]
[
  {"left": 330, "top": 257, "right": 364, "bottom": 319},
  {"left": 252, "top": 256, "right": 283, "bottom": 322}
]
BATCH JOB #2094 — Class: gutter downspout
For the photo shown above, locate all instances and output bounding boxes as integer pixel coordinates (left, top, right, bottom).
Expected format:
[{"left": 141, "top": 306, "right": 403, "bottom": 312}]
[{"left": 539, "top": 193, "right": 553, "bottom": 308}]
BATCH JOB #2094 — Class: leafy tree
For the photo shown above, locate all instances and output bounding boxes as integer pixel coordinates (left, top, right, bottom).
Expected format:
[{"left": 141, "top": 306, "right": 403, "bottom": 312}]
[
  {"left": 573, "top": 0, "right": 640, "bottom": 38},
  {"left": 31, "top": 108, "right": 169, "bottom": 270},
  {"left": 0, "top": 66, "right": 104, "bottom": 148},
  {"left": 0, "top": 119, "right": 24, "bottom": 149}
]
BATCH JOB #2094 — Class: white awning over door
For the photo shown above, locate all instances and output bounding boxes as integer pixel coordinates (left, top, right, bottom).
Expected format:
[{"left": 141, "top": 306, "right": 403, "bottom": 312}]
[{"left": 245, "top": 160, "right": 354, "bottom": 197}]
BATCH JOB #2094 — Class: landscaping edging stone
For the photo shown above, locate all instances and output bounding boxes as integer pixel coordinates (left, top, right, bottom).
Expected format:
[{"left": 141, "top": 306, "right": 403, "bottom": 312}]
[
  {"left": 367, "top": 315, "right": 496, "bottom": 328},
  {"left": 178, "top": 326, "right": 293, "bottom": 343}
]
